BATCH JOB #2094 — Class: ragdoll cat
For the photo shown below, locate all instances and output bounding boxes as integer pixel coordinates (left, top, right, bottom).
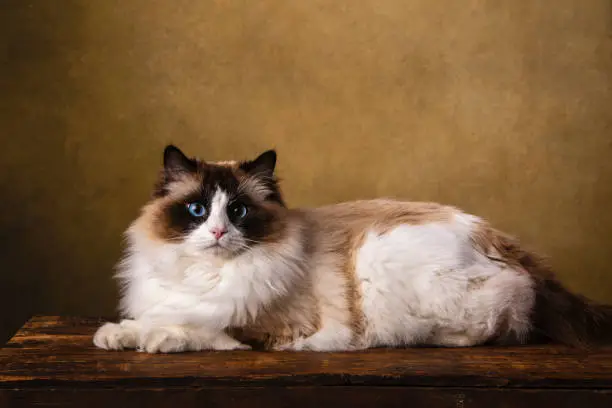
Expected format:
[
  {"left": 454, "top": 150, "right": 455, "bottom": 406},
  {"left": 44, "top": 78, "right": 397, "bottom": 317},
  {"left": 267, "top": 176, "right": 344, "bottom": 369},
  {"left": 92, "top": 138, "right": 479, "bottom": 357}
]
[{"left": 93, "top": 145, "right": 612, "bottom": 353}]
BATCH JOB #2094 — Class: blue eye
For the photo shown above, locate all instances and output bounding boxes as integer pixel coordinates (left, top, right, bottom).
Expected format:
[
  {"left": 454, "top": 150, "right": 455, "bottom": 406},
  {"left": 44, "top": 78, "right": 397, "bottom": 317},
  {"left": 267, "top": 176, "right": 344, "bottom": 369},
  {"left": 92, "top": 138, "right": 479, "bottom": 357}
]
[
  {"left": 228, "top": 202, "right": 248, "bottom": 220},
  {"left": 186, "top": 202, "right": 207, "bottom": 217}
]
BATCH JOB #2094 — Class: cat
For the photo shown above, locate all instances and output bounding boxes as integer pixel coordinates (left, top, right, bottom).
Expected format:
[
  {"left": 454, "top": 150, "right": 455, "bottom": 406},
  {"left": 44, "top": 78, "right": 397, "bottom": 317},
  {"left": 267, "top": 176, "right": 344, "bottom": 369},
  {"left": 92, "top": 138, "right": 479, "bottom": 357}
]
[{"left": 93, "top": 145, "right": 612, "bottom": 353}]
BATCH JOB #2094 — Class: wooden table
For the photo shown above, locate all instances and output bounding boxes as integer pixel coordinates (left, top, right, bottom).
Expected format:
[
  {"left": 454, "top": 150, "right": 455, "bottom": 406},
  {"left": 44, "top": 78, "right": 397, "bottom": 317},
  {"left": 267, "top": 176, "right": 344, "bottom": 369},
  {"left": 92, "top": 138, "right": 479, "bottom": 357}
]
[{"left": 1, "top": 316, "right": 612, "bottom": 407}]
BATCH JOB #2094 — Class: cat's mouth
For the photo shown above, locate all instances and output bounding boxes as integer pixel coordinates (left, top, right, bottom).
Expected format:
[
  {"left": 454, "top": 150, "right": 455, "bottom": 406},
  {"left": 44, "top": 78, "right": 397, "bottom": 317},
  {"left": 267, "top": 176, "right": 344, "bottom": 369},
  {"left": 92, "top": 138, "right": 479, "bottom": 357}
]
[{"left": 203, "top": 241, "right": 232, "bottom": 253}]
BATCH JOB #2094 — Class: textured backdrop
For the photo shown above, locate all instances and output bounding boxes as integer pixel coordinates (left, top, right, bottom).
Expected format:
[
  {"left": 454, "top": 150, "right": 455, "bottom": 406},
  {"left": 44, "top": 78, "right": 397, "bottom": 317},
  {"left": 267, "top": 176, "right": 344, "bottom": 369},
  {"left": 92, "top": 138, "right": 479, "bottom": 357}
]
[{"left": 1, "top": 0, "right": 611, "bottom": 342}]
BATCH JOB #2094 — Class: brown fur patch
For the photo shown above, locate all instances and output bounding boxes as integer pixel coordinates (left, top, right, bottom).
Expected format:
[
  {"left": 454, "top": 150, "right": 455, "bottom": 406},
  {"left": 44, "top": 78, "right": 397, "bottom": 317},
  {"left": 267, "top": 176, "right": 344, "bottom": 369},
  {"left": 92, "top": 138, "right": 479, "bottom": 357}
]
[
  {"left": 345, "top": 230, "right": 367, "bottom": 345},
  {"left": 146, "top": 174, "right": 207, "bottom": 242},
  {"left": 313, "top": 199, "right": 456, "bottom": 235},
  {"left": 228, "top": 297, "right": 319, "bottom": 350},
  {"left": 470, "top": 221, "right": 525, "bottom": 269}
]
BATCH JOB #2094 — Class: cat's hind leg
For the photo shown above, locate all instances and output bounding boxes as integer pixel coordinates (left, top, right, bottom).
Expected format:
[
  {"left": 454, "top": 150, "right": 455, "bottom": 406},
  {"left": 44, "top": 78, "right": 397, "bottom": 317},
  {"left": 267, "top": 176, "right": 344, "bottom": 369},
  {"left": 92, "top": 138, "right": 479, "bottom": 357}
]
[{"left": 273, "top": 322, "right": 356, "bottom": 351}]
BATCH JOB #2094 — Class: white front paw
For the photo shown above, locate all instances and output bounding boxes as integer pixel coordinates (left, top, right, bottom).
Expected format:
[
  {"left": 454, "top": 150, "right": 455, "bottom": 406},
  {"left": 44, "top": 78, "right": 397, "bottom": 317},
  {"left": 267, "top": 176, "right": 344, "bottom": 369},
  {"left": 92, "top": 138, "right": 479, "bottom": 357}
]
[
  {"left": 93, "top": 322, "right": 138, "bottom": 350},
  {"left": 139, "top": 327, "right": 190, "bottom": 354}
]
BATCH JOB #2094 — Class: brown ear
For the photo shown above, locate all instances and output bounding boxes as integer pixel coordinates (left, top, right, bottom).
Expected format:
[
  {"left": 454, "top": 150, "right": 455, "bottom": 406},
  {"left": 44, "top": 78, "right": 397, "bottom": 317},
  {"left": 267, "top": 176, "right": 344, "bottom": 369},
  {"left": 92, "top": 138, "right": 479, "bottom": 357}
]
[
  {"left": 239, "top": 150, "right": 277, "bottom": 178},
  {"left": 152, "top": 145, "right": 200, "bottom": 197},
  {"left": 163, "top": 145, "right": 200, "bottom": 175}
]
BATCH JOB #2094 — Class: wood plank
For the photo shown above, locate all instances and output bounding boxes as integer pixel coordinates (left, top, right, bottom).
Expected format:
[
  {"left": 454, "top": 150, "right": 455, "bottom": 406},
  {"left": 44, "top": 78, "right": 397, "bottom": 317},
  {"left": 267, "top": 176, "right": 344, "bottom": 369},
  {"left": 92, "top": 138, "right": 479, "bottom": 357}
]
[
  {"left": 1, "top": 387, "right": 612, "bottom": 408},
  {"left": 1, "top": 316, "right": 612, "bottom": 390}
]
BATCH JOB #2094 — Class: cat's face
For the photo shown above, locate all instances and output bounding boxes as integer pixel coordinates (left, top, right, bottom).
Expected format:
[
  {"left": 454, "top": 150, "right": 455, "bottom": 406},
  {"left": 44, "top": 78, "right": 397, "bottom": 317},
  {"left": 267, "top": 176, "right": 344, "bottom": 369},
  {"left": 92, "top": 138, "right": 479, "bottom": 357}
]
[{"left": 139, "top": 145, "right": 287, "bottom": 258}]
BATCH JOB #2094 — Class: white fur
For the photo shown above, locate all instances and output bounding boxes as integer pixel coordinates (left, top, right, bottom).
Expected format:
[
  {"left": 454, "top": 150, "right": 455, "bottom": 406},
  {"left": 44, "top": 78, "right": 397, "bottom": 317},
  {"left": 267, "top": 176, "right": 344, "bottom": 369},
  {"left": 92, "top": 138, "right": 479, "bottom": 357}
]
[{"left": 355, "top": 213, "right": 534, "bottom": 348}]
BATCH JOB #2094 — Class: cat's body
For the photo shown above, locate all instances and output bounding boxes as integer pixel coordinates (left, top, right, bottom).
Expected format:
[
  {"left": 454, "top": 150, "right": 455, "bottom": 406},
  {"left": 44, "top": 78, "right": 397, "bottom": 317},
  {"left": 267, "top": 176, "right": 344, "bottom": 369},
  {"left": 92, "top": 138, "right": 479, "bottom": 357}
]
[{"left": 94, "top": 146, "right": 612, "bottom": 353}]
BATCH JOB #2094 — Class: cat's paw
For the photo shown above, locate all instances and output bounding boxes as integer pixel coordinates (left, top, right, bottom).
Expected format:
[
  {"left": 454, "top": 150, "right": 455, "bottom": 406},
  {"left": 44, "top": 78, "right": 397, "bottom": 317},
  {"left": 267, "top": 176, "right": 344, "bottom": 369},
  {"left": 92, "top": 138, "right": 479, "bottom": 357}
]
[
  {"left": 273, "top": 328, "right": 355, "bottom": 352},
  {"left": 139, "top": 327, "right": 190, "bottom": 354},
  {"left": 273, "top": 338, "right": 307, "bottom": 351},
  {"left": 211, "top": 339, "right": 252, "bottom": 351},
  {"left": 93, "top": 322, "right": 138, "bottom": 350},
  {"left": 206, "top": 332, "right": 252, "bottom": 351},
  {"left": 138, "top": 326, "right": 251, "bottom": 353}
]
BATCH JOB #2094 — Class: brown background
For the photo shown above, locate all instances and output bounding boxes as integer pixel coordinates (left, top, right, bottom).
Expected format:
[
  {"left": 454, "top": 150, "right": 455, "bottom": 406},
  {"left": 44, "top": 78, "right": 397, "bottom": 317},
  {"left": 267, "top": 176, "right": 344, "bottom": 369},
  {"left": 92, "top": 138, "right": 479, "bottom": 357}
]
[{"left": 1, "top": 1, "right": 611, "bottom": 343}]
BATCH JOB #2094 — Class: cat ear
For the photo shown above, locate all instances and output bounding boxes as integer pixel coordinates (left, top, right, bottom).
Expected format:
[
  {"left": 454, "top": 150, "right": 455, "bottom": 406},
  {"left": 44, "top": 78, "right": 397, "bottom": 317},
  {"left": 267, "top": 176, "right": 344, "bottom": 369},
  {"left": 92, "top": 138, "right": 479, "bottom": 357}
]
[
  {"left": 163, "top": 145, "right": 198, "bottom": 174},
  {"left": 240, "top": 150, "right": 277, "bottom": 178}
]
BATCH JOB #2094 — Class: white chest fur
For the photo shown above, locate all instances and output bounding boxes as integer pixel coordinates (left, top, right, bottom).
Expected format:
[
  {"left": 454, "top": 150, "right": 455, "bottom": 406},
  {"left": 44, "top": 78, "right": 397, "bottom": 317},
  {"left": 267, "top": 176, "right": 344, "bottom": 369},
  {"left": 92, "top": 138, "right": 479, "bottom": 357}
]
[{"left": 118, "top": 230, "right": 307, "bottom": 332}]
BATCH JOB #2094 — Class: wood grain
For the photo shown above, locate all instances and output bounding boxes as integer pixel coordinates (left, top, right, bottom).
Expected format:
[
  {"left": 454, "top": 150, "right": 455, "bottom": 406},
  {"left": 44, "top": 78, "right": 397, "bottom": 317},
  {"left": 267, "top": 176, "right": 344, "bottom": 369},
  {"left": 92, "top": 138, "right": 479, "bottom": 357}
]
[
  {"left": 1, "top": 316, "right": 612, "bottom": 407},
  {"left": 1, "top": 316, "right": 612, "bottom": 389}
]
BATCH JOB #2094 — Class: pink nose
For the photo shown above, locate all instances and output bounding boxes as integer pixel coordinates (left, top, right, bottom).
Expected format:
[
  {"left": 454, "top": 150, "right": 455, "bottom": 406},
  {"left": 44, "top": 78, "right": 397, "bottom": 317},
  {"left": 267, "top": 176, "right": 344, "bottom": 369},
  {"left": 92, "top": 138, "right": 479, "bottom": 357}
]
[{"left": 210, "top": 227, "right": 227, "bottom": 240}]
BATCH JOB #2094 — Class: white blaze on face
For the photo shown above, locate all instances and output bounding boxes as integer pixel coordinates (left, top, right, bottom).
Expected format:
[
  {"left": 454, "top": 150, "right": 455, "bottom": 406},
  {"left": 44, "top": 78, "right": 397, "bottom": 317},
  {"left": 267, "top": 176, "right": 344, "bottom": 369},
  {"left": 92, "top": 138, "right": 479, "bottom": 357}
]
[{"left": 207, "top": 189, "right": 230, "bottom": 235}]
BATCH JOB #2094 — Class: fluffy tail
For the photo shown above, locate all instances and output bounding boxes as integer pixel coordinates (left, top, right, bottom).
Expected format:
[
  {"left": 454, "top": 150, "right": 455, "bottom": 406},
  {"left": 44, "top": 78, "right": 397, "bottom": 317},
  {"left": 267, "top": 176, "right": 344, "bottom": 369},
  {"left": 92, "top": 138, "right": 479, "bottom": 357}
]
[
  {"left": 476, "top": 226, "right": 612, "bottom": 347},
  {"left": 530, "top": 268, "right": 612, "bottom": 347},
  {"left": 513, "top": 242, "right": 612, "bottom": 347}
]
